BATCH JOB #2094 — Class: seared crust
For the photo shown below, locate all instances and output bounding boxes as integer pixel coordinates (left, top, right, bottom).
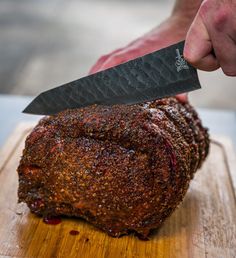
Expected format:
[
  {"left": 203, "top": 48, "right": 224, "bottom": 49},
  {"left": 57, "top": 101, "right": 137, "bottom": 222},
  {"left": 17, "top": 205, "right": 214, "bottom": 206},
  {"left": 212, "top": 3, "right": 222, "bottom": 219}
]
[{"left": 17, "top": 98, "right": 209, "bottom": 238}]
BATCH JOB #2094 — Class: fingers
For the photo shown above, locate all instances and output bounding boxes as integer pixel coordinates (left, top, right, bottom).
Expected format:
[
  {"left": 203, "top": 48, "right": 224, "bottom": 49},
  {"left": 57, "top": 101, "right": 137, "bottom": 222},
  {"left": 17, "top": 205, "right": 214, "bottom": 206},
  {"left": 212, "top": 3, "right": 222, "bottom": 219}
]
[
  {"left": 211, "top": 33, "right": 236, "bottom": 76},
  {"left": 209, "top": 4, "right": 236, "bottom": 76},
  {"left": 90, "top": 46, "right": 144, "bottom": 74},
  {"left": 176, "top": 93, "right": 188, "bottom": 103},
  {"left": 89, "top": 48, "right": 123, "bottom": 74},
  {"left": 98, "top": 50, "right": 131, "bottom": 71},
  {"left": 89, "top": 56, "right": 109, "bottom": 74},
  {"left": 184, "top": 12, "right": 220, "bottom": 71},
  {"left": 184, "top": 0, "right": 236, "bottom": 76}
]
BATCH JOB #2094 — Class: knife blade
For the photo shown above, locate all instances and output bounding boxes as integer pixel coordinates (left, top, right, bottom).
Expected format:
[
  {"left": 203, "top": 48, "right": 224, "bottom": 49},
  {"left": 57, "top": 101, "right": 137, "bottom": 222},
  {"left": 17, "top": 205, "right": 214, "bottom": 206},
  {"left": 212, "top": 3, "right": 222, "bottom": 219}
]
[{"left": 23, "top": 40, "right": 201, "bottom": 115}]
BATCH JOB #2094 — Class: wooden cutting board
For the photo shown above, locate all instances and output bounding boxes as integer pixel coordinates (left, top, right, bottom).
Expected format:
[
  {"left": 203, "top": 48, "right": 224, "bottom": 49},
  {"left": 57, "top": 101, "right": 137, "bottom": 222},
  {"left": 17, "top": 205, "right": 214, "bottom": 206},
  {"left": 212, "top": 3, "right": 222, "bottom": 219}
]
[{"left": 0, "top": 123, "right": 236, "bottom": 258}]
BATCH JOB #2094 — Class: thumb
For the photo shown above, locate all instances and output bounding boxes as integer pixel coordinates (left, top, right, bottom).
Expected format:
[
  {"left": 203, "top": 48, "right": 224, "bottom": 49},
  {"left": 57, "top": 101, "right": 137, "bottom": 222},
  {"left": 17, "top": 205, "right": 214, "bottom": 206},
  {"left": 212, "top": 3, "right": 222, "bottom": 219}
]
[{"left": 184, "top": 12, "right": 220, "bottom": 71}]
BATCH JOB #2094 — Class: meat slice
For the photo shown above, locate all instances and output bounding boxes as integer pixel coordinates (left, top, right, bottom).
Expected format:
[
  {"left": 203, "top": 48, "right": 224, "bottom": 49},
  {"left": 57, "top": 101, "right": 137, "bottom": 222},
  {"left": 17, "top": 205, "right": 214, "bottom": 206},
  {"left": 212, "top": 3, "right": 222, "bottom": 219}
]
[{"left": 17, "top": 98, "right": 209, "bottom": 238}]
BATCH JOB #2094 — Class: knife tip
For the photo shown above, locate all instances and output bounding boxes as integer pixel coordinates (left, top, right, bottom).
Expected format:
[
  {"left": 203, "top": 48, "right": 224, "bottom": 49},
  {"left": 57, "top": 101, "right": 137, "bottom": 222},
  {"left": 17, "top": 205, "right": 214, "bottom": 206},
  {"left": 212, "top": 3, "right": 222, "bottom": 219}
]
[{"left": 22, "top": 103, "right": 44, "bottom": 115}]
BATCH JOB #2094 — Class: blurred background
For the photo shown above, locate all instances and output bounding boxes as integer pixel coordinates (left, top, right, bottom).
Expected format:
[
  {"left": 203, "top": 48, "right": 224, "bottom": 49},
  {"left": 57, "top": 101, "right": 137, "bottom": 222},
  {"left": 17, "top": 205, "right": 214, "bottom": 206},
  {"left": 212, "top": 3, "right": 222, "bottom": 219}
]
[{"left": 0, "top": 0, "right": 235, "bottom": 109}]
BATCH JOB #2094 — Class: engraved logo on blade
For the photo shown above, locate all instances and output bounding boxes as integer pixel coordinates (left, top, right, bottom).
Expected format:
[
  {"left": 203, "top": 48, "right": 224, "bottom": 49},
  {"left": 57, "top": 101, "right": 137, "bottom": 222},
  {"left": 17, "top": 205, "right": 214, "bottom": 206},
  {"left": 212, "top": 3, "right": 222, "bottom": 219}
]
[{"left": 175, "top": 48, "right": 189, "bottom": 72}]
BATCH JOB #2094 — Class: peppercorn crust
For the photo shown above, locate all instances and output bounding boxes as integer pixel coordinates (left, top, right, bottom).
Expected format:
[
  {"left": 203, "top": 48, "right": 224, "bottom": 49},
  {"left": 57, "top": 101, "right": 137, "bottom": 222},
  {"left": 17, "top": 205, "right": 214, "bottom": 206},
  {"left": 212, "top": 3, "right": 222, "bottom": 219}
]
[{"left": 17, "top": 97, "right": 209, "bottom": 238}]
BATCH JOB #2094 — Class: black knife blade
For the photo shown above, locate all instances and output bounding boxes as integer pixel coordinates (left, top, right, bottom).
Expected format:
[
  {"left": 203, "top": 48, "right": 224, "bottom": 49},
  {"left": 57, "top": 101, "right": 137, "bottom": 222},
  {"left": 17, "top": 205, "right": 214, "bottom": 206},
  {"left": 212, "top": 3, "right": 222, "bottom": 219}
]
[{"left": 23, "top": 41, "right": 201, "bottom": 115}]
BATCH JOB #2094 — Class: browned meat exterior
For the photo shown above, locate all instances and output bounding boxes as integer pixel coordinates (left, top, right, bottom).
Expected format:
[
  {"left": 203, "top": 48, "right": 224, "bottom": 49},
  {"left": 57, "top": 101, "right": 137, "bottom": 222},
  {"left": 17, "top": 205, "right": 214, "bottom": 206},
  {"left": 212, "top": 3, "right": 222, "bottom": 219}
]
[{"left": 17, "top": 98, "right": 209, "bottom": 238}]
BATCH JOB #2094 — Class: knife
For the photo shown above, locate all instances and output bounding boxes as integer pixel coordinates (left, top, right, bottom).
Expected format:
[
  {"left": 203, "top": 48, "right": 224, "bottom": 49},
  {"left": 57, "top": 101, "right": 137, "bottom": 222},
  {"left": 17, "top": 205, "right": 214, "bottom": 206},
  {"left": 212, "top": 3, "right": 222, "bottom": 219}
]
[{"left": 23, "top": 40, "right": 201, "bottom": 115}]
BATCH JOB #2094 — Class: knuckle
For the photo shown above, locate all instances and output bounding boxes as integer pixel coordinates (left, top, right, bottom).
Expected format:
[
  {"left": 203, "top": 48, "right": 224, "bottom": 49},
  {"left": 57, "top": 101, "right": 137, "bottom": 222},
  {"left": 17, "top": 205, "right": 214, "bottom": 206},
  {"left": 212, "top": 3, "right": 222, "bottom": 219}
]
[
  {"left": 199, "top": 0, "right": 213, "bottom": 18},
  {"left": 97, "top": 54, "right": 111, "bottom": 63},
  {"left": 213, "top": 8, "right": 230, "bottom": 32},
  {"left": 199, "top": 0, "right": 231, "bottom": 32},
  {"left": 112, "top": 53, "right": 128, "bottom": 64}
]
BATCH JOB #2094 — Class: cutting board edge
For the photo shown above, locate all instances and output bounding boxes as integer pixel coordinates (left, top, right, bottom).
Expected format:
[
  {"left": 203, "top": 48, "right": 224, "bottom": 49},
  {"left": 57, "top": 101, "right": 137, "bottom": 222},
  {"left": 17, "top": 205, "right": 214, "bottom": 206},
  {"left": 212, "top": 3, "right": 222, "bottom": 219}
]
[
  {"left": 0, "top": 122, "right": 36, "bottom": 171},
  {"left": 0, "top": 124, "right": 236, "bottom": 258},
  {"left": 211, "top": 135, "right": 236, "bottom": 198}
]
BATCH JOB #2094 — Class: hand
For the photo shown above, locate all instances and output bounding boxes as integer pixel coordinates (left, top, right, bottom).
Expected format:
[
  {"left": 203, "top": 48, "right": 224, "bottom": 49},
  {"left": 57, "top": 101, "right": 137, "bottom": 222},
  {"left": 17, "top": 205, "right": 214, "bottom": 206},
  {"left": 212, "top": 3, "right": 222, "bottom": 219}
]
[
  {"left": 89, "top": 16, "right": 194, "bottom": 102},
  {"left": 184, "top": 0, "right": 236, "bottom": 76},
  {"left": 89, "top": 17, "right": 188, "bottom": 74}
]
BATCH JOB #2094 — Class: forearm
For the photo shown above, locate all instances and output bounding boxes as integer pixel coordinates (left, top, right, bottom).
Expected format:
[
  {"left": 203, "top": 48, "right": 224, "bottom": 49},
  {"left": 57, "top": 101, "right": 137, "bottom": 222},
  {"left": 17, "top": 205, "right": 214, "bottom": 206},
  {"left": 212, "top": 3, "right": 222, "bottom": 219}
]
[
  {"left": 148, "top": 0, "right": 203, "bottom": 38},
  {"left": 90, "top": 0, "right": 203, "bottom": 75},
  {"left": 172, "top": 0, "right": 203, "bottom": 21}
]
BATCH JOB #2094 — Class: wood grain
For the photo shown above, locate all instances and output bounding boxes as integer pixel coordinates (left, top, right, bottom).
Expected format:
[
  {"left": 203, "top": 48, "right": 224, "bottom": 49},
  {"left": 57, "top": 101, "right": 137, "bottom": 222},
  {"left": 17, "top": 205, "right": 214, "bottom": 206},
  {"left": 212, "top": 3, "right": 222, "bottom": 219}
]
[{"left": 0, "top": 123, "right": 235, "bottom": 258}]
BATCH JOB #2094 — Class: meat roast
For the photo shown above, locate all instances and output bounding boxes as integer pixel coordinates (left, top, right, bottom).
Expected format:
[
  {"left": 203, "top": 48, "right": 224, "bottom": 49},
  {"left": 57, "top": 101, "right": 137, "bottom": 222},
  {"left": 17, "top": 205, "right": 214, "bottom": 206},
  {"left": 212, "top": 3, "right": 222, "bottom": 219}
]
[{"left": 17, "top": 97, "right": 209, "bottom": 238}]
